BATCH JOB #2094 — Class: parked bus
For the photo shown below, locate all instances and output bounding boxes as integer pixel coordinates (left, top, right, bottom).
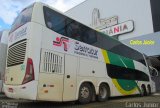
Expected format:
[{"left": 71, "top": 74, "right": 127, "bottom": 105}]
[
  {"left": 4, "top": 2, "right": 155, "bottom": 104},
  {"left": 0, "top": 30, "right": 9, "bottom": 92}
]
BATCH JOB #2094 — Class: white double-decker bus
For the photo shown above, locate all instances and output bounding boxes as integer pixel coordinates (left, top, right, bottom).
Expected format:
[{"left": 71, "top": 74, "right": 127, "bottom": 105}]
[{"left": 4, "top": 2, "right": 155, "bottom": 104}]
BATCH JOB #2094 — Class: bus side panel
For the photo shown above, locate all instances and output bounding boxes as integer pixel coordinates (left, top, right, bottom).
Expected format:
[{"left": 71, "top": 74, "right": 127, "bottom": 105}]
[
  {"left": 79, "top": 58, "right": 104, "bottom": 77},
  {"left": 63, "top": 54, "right": 78, "bottom": 101},
  {"left": 133, "top": 60, "right": 153, "bottom": 92},
  {"left": 37, "top": 73, "right": 64, "bottom": 101},
  {"left": 77, "top": 57, "right": 112, "bottom": 98},
  {"left": 29, "top": 22, "right": 43, "bottom": 81},
  {"left": 37, "top": 49, "right": 64, "bottom": 101}
]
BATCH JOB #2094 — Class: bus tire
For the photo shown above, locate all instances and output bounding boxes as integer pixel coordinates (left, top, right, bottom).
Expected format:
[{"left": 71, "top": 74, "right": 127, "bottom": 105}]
[
  {"left": 140, "top": 85, "right": 147, "bottom": 96},
  {"left": 147, "top": 85, "right": 151, "bottom": 95},
  {"left": 97, "top": 84, "right": 110, "bottom": 102},
  {"left": 78, "top": 83, "right": 93, "bottom": 104}
]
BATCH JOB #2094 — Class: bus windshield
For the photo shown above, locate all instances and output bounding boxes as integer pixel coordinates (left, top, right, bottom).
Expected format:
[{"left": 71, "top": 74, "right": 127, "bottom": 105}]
[{"left": 10, "top": 5, "right": 33, "bottom": 33}]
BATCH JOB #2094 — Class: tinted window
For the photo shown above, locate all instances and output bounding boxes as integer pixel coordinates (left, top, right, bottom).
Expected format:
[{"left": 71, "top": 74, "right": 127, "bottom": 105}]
[
  {"left": 10, "top": 5, "right": 33, "bottom": 33},
  {"left": 65, "top": 20, "right": 97, "bottom": 44},
  {"left": 110, "top": 43, "right": 146, "bottom": 66},
  {"left": 97, "top": 32, "right": 146, "bottom": 66},
  {"left": 66, "top": 20, "right": 82, "bottom": 41},
  {"left": 107, "top": 64, "right": 149, "bottom": 81},
  {"left": 43, "top": 6, "right": 97, "bottom": 44},
  {"left": 83, "top": 29, "right": 97, "bottom": 44},
  {"left": 102, "top": 33, "right": 121, "bottom": 50},
  {"left": 44, "top": 7, "right": 66, "bottom": 36}
]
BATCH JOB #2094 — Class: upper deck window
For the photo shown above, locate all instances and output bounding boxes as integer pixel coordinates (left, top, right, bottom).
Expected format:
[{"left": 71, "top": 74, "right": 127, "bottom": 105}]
[
  {"left": 43, "top": 6, "right": 97, "bottom": 44},
  {"left": 10, "top": 5, "right": 33, "bottom": 33}
]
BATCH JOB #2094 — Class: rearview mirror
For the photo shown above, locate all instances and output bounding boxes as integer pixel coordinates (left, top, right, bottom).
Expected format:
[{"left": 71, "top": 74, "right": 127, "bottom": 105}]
[{"left": 149, "top": 66, "right": 159, "bottom": 77}]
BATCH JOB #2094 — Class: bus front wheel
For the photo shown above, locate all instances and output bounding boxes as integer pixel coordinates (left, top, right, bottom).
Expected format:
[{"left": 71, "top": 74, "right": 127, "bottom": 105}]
[
  {"left": 97, "top": 84, "right": 110, "bottom": 102},
  {"left": 78, "top": 83, "right": 93, "bottom": 104}
]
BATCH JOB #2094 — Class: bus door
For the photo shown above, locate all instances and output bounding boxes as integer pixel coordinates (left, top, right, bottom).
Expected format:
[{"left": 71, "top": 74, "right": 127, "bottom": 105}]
[
  {"left": 37, "top": 49, "right": 64, "bottom": 101},
  {"left": 63, "top": 54, "right": 78, "bottom": 101}
]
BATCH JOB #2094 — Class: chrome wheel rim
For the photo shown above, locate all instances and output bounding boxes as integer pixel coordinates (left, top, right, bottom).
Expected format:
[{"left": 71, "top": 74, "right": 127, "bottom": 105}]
[
  {"left": 100, "top": 87, "right": 107, "bottom": 99},
  {"left": 81, "top": 87, "right": 89, "bottom": 98}
]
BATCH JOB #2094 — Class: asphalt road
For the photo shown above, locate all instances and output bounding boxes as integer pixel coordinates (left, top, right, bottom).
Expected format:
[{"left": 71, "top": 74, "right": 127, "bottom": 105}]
[{"left": 0, "top": 93, "right": 160, "bottom": 108}]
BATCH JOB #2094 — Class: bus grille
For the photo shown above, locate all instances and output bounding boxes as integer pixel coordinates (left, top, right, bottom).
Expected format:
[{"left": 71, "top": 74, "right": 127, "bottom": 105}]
[
  {"left": 43, "top": 51, "right": 63, "bottom": 73},
  {"left": 7, "top": 40, "right": 27, "bottom": 67}
]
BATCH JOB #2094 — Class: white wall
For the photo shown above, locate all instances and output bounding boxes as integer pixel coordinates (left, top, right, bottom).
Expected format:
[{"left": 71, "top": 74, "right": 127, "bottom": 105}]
[
  {"left": 0, "top": 30, "right": 8, "bottom": 92},
  {"left": 65, "top": 0, "right": 154, "bottom": 40},
  {"left": 0, "top": 43, "right": 7, "bottom": 77},
  {"left": 122, "top": 31, "right": 160, "bottom": 56},
  {"left": 0, "top": 30, "right": 9, "bottom": 44}
]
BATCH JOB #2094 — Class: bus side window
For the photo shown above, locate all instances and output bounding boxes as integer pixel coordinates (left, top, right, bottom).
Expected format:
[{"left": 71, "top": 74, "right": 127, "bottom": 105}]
[
  {"left": 44, "top": 7, "right": 66, "bottom": 36},
  {"left": 65, "top": 19, "right": 82, "bottom": 41},
  {"left": 65, "top": 18, "right": 97, "bottom": 44},
  {"left": 82, "top": 29, "right": 97, "bottom": 44}
]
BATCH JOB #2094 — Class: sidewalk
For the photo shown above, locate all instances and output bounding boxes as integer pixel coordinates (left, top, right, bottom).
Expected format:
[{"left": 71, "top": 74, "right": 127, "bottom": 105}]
[{"left": 152, "top": 91, "right": 160, "bottom": 96}]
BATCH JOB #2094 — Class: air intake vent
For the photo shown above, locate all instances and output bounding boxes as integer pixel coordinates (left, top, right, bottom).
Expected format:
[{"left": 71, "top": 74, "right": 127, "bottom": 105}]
[
  {"left": 43, "top": 51, "right": 63, "bottom": 73},
  {"left": 7, "top": 40, "right": 27, "bottom": 67}
]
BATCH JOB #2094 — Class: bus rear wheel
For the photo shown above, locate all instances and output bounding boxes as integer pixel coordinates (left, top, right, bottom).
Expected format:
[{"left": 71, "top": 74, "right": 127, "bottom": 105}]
[
  {"left": 147, "top": 85, "right": 151, "bottom": 95},
  {"left": 140, "top": 85, "right": 147, "bottom": 96},
  {"left": 78, "top": 83, "right": 93, "bottom": 104},
  {"left": 97, "top": 84, "right": 110, "bottom": 102}
]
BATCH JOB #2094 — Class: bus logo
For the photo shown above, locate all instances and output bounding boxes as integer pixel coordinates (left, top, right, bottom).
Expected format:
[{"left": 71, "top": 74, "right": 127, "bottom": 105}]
[{"left": 53, "top": 37, "right": 69, "bottom": 51}]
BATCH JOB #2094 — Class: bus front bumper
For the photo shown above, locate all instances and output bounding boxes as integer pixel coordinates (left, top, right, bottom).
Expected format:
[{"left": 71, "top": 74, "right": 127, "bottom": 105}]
[{"left": 3, "top": 81, "right": 38, "bottom": 100}]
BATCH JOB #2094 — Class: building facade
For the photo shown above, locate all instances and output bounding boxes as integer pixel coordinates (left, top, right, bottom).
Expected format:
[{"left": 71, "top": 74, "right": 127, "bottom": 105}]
[
  {"left": 65, "top": 0, "right": 160, "bottom": 90},
  {"left": 66, "top": 0, "right": 160, "bottom": 40}
]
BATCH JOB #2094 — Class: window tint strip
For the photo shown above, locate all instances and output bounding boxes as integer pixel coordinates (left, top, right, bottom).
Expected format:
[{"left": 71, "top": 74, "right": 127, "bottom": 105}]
[{"left": 106, "top": 64, "right": 149, "bottom": 81}]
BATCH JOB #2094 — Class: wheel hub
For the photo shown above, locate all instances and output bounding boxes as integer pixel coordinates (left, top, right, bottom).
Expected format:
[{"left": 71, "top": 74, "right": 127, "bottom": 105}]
[{"left": 81, "top": 87, "right": 89, "bottom": 98}]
